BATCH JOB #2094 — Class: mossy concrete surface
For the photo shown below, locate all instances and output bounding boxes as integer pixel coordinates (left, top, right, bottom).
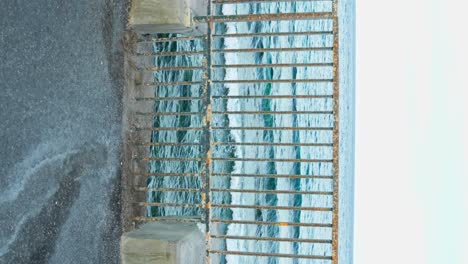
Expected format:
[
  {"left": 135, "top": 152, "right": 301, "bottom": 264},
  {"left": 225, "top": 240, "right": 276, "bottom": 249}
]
[
  {"left": 129, "top": 0, "right": 206, "bottom": 33},
  {"left": 121, "top": 222, "right": 205, "bottom": 264}
]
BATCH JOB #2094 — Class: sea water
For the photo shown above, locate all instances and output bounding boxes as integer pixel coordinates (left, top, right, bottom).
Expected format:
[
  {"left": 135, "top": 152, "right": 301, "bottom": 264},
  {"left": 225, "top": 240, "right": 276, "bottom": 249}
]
[{"left": 147, "top": 0, "right": 354, "bottom": 263}]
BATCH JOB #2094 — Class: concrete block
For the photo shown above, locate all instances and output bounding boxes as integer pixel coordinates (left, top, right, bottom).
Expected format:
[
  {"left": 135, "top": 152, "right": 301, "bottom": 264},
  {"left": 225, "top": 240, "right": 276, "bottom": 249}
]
[
  {"left": 121, "top": 222, "right": 205, "bottom": 264},
  {"left": 129, "top": 0, "right": 206, "bottom": 34}
]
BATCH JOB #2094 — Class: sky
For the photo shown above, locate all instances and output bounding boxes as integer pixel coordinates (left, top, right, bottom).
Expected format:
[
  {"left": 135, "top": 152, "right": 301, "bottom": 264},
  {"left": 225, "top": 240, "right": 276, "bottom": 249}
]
[{"left": 355, "top": 0, "right": 468, "bottom": 263}]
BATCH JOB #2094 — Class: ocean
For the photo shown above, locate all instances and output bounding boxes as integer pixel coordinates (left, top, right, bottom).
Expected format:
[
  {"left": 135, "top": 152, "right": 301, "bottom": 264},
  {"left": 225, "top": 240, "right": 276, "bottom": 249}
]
[{"left": 146, "top": 0, "right": 354, "bottom": 263}]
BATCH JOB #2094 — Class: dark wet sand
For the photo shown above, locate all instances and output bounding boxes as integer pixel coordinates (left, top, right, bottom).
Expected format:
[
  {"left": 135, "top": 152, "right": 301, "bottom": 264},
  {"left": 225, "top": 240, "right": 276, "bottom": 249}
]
[{"left": 0, "top": 0, "right": 128, "bottom": 263}]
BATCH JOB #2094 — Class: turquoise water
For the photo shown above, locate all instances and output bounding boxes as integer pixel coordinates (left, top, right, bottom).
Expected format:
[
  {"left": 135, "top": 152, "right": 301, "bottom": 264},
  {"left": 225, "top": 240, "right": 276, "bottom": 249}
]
[{"left": 146, "top": 0, "right": 354, "bottom": 263}]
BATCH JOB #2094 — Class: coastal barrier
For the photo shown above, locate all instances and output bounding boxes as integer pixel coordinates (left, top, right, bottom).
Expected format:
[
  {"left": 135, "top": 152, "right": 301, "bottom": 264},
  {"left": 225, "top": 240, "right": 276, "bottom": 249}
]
[{"left": 123, "top": 0, "right": 340, "bottom": 263}]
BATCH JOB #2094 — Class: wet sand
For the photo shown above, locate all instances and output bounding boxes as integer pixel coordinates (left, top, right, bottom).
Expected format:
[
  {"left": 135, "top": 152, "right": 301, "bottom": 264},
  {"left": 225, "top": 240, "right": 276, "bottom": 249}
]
[{"left": 0, "top": 0, "right": 128, "bottom": 263}]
